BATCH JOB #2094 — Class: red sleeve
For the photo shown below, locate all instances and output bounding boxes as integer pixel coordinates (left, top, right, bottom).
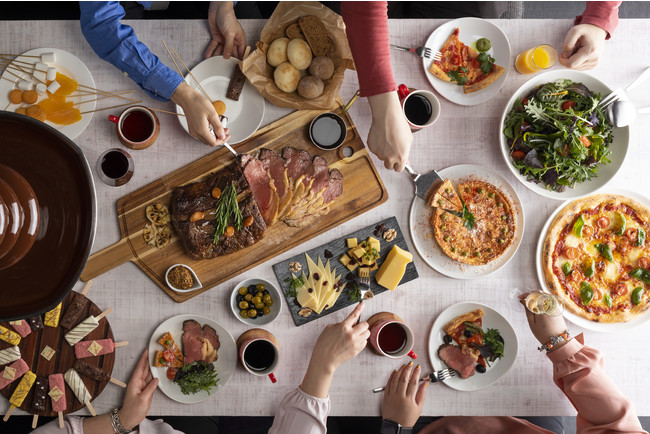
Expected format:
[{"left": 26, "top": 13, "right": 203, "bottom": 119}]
[
  {"left": 341, "top": 1, "right": 396, "bottom": 97},
  {"left": 574, "top": 1, "right": 621, "bottom": 39}
]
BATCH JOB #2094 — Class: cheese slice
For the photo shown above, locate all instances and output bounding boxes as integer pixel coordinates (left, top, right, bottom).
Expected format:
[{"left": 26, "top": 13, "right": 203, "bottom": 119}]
[
  {"left": 296, "top": 272, "right": 318, "bottom": 310},
  {"left": 375, "top": 245, "right": 412, "bottom": 291}
]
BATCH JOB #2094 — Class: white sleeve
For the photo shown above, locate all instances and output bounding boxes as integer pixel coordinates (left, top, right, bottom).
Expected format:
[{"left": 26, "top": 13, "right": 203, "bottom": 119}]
[{"left": 269, "top": 387, "right": 331, "bottom": 434}]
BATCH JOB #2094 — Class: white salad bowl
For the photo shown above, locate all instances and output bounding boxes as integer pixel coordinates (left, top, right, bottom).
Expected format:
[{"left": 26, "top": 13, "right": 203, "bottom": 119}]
[{"left": 499, "top": 70, "right": 629, "bottom": 200}]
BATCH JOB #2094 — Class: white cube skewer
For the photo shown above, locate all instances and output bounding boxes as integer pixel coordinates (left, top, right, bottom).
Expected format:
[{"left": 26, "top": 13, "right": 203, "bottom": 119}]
[
  {"left": 34, "top": 62, "right": 48, "bottom": 72},
  {"left": 36, "top": 83, "right": 47, "bottom": 94},
  {"left": 17, "top": 79, "right": 33, "bottom": 91},
  {"left": 46, "top": 67, "right": 57, "bottom": 82},
  {"left": 33, "top": 71, "right": 46, "bottom": 82},
  {"left": 41, "top": 52, "right": 55, "bottom": 63},
  {"left": 47, "top": 80, "right": 60, "bottom": 94}
]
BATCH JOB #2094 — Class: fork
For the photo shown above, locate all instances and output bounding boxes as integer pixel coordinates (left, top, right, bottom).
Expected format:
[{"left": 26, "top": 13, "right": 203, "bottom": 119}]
[
  {"left": 599, "top": 66, "right": 650, "bottom": 109},
  {"left": 390, "top": 44, "right": 441, "bottom": 61},
  {"left": 354, "top": 272, "right": 371, "bottom": 325},
  {"left": 372, "top": 368, "right": 456, "bottom": 393}
]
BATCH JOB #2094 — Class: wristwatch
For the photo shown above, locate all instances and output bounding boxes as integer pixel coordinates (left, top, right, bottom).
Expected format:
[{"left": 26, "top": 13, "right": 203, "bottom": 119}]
[{"left": 380, "top": 418, "right": 413, "bottom": 434}]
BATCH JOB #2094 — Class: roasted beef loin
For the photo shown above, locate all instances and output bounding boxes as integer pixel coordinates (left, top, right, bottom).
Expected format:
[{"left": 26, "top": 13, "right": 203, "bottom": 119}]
[
  {"left": 182, "top": 319, "right": 220, "bottom": 364},
  {"left": 437, "top": 344, "right": 477, "bottom": 379}
]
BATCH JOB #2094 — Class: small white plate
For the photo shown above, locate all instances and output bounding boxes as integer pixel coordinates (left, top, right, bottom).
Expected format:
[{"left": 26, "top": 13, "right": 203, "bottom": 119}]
[
  {"left": 0, "top": 48, "right": 96, "bottom": 139},
  {"left": 176, "top": 56, "right": 264, "bottom": 144},
  {"left": 165, "top": 264, "right": 202, "bottom": 293},
  {"left": 536, "top": 189, "right": 650, "bottom": 332},
  {"left": 422, "top": 18, "right": 510, "bottom": 106},
  {"left": 230, "top": 278, "right": 283, "bottom": 326},
  {"left": 500, "top": 70, "right": 629, "bottom": 200},
  {"left": 409, "top": 164, "right": 525, "bottom": 279},
  {"left": 428, "top": 302, "right": 518, "bottom": 391},
  {"left": 148, "top": 314, "right": 237, "bottom": 403}
]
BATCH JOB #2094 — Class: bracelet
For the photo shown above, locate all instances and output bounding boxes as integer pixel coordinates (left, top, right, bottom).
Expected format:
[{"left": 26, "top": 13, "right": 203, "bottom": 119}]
[
  {"left": 538, "top": 331, "right": 570, "bottom": 352},
  {"left": 110, "top": 408, "right": 132, "bottom": 434}
]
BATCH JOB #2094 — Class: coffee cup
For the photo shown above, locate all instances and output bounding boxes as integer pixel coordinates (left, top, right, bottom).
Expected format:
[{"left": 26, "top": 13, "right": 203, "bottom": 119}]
[
  {"left": 367, "top": 312, "right": 417, "bottom": 359},
  {"left": 96, "top": 148, "right": 134, "bottom": 187},
  {"left": 397, "top": 84, "right": 440, "bottom": 131},
  {"left": 108, "top": 105, "right": 159, "bottom": 150},
  {"left": 237, "top": 328, "right": 279, "bottom": 383}
]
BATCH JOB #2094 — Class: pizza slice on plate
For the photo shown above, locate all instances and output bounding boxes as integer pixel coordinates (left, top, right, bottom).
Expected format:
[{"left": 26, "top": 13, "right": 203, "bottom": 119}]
[
  {"left": 428, "top": 27, "right": 505, "bottom": 94},
  {"left": 442, "top": 309, "right": 485, "bottom": 365},
  {"left": 154, "top": 331, "right": 184, "bottom": 368},
  {"left": 428, "top": 178, "right": 464, "bottom": 213}
]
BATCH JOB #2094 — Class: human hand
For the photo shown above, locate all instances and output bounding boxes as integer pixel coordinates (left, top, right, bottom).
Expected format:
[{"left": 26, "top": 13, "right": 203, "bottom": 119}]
[
  {"left": 559, "top": 23, "right": 608, "bottom": 70},
  {"left": 171, "top": 83, "right": 230, "bottom": 147},
  {"left": 119, "top": 350, "right": 159, "bottom": 430},
  {"left": 520, "top": 292, "right": 568, "bottom": 350},
  {"left": 381, "top": 362, "right": 427, "bottom": 428},
  {"left": 310, "top": 302, "right": 370, "bottom": 373},
  {"left": 367, "top": 92, "right": 413, "bottom": 172},
  {"left": 205, "top": 1, "right": 246, "bottom": 60}
]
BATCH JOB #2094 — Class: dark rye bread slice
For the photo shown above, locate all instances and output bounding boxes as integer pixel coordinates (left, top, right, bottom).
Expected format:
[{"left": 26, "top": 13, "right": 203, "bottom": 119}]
[
  {"left": 285, "top": 23, "right": 305, "bottom": 40},
  {"left": 298, "top": 15, "right": 330, "bottom": 56}
]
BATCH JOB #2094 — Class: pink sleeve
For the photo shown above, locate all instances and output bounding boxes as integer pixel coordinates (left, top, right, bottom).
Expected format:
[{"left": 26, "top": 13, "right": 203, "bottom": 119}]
[
  {"left": 341, "top": 1, "right": 396, "bottom": 97},
  {"left": 548, "top": 334, "right": 646, "bottom": 434},
  {"left": 268, "top": 387, "right": 330, "bottom": 434},
  {"left": 30, "top": 415, "right": 84, "bottom": 433},
  {"left": 574, "top": 1, "right": 621, "bottom": 39}
]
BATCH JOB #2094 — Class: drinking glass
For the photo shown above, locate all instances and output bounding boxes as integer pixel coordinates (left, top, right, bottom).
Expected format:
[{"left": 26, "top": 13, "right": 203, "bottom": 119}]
[
  {"left": 515, "top": 44, "right": 557, "bottom": 74},
  {"left": 524, "top": 290, "right": 564, "bottom": 316}
]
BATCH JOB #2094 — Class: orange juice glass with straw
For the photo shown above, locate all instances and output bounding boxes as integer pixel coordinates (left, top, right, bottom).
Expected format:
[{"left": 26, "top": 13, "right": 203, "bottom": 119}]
[{"left": 515, "top": 44, "right": 557, "bottom": 74}]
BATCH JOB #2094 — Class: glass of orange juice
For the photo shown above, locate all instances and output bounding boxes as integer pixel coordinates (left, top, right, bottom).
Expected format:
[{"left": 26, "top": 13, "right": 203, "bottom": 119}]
[{"left": 515, "top": 44, "right": 558, "bottom": 74}]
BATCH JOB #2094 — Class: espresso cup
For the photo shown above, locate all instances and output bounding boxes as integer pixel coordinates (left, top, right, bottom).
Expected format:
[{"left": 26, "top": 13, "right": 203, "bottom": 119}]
[
  {"left": 237, "top": 329, "right": 279, "bottom": 383},
  {"left": 95, "top": 148, "right": 134, "bottom": 187},
  {"left": 368, "top": 312, "right": 417, "bottom": 359},
  {"left": 108, "top": 105, "right": 159, "bottom": 150},
  {"left": 397, "top": 84, "right": 440, "bottom": 131}
]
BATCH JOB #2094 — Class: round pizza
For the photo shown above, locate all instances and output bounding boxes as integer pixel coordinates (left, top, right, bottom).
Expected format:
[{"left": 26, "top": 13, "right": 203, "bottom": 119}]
[
  {"left": 431, "top": 180, "right": 516, "bottom": 265},
  {"left": 542, "top": 194, "right": 650, "bottom": 323}
]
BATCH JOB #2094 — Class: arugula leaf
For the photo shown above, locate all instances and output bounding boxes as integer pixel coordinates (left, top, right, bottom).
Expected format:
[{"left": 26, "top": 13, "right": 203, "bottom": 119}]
[
  {"left": 347, "top": 281, "right": 360, "bottom": 302},
  {"left": 462, "top": 205, "right": 476, "bottom": 230},
  {"left": 477, "top": 52, "right": 495, "bottom": 74},
  {"left": 174, "top": 361, "right": 219, "bottom": 395},
  {"left": 483, "top": 329, "right": 504, "bottom": 360},
  {"left": 284, "top": 276, "right": 304, "bottom": 297},
  {"left": 447, "top": 69, "right": 467, "bottom": 86}
]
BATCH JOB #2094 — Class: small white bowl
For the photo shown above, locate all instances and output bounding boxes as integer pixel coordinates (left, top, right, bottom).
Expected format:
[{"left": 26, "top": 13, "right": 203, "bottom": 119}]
[
  {"left": 165, "top": 264, "right": 202, "bottom": 293},
  {"left": 230, "top": 278, "right": 282, "bottom": 326}
]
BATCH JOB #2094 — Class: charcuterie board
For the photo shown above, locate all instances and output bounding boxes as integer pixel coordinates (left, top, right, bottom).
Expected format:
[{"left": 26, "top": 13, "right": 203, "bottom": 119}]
[
  {"left": 81, "top": 107, "right": 388, "bottom": 302},
  {"left": 0, "top": 291, "right": 115, "bottom": 416}
]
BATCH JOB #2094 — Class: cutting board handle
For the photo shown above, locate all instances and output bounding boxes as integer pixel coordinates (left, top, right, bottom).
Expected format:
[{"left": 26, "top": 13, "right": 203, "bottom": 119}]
[{"left": 80, "top": 238, "right": 135, "bottom": 281}]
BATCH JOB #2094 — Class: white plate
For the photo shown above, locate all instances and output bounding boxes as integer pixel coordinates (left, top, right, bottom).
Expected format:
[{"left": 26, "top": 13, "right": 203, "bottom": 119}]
[
  {"left": 176, "top": 56, "right": 264, "bottom": 144},
  {"left": 536, "top": 189, "right": 650, "bottom": 332},
  {"left": 422, "top": 17, "right": 510, "bottom": 106},
  {"left": 428, "top": 302, "right": 518, "bottom": 391},
  {"left": 148, "top": 314, "right": 237, "bottom": 403},
  {"left": 0, "top": 47, "right": 96, "bottom": 139},
  {"left": 409, "top": 164, "right": 525, "bottom": 279},
  {"left": 499, "top": 70, "right": 630, "bottom": 200}
]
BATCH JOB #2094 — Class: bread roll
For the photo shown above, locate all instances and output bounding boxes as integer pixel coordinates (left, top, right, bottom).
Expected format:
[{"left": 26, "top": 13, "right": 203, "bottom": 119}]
[
  {"left": 267, "top": 38, "right": 289, "bottom": 67},
  {"left": 298, "top": 76, "right": 324, "bottom": 99},
  {"left": 274, "top": 62, "right": 300, "bottom": 93},
  {"left": 287, "top": 39, "right": 312, "bottom": 71},
  {"left": 308, "top": 56, "right": 334, "bottom": 80}
]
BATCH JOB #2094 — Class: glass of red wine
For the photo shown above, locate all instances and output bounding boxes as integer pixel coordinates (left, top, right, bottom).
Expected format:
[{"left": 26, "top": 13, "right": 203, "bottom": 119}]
[{"left": 96, "top": 148, "right": 134, "bottom": 187}]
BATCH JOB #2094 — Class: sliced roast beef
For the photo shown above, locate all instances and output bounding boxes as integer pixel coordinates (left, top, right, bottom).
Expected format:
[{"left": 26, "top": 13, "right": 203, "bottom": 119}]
[
  {"left": 282, "top": 147, "right": 313, "bottom": 186},
  {"left": 309, "top": 156, "right": 330, "bottom": 195},
  {"left": 182, "top": 320, "right": 220, "bottom": 364},
  {"left": 259, "top": 148, "right": 287, "bottom": 199},
  {"left": 241, "top": 155, "right": 277, "bottom": 225},
  {"left": 322, "top": 169, "right": 343, "bottom": 204},
  {"left": 202, "top": 324, "right": 221, "bottom": 352},
  {"left": 438, "top": 344, "right": 476, "bottom": 379}
]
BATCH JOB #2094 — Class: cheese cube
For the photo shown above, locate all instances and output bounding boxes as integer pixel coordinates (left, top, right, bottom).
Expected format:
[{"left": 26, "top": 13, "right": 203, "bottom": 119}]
[
  {"left": 375, "top": 245, "right": 413, "bottom": 291},
  {"left": 339, "top": 254, "right": 351, "bottom": 266},
  {"left": 367, "top": 237, "right": 381, "bottom": 252},
  {"left": 350, "top": 246, "right": 366, "bottom": 260},
  {"left": 346, "top": 238, "right": 357, "bottom": 248},
  {"left": 346, "top": 262, "right": 359, "bottom": 272},
  {"left": 370, "top": 262, "right": 378, "bottom": 271},
  {"left": 361, "top": 255, "right": 373, "bottom": 266}
]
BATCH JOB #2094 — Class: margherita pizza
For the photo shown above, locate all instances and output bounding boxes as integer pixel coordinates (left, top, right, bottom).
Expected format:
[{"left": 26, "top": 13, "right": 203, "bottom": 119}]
[
  {"left": 431, "top": 179, "right": 516, "bottom": 265},
  {"left": 542, "top": 194, "right": 650, "bottom": 323},
  {"left": 429, "top": 28, "right": 505, "bottom": 93}
]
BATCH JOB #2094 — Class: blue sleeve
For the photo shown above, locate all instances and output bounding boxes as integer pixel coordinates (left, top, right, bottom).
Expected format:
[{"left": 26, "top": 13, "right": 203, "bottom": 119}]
[{"left": 79, "top": 1, "right": 184, "bottom": 101}]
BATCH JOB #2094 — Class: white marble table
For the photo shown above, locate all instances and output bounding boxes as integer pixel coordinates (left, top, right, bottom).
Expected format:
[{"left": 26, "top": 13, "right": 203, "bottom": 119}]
[{"left": 1, "top": 18, "right": 650, "bottom": 418}]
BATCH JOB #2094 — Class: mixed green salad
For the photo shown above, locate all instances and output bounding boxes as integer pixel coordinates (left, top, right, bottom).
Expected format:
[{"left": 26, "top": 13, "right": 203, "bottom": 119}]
[{"left": 503, "top": 79, "right": 614, "bottom": 192}]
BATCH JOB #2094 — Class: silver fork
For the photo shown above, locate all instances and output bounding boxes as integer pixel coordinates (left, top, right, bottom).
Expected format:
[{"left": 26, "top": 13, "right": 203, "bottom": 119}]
[
  {"left": 372, "top": 368, "right": 456, "bottom": 393},
  {"left": 390, "top": 44, "right": 441, "bottom": 61},
  {"left": 600, "top": 67, "right": 650, "bottom": 109},
  {"left": 354, "top": 274, "right": 371, "bottom": 325}
]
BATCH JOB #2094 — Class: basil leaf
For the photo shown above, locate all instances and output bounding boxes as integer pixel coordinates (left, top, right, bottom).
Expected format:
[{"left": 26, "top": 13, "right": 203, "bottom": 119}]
[
  {"left": 573, "top": 215, "right": 585, "bottom": 237},
  {"left": 447, "top": 70, "right": 467, "bottom": 86},
  {"left": 595, "top": 243, "right": 613, "bottom": 261},
  {"left": 638, "top": 229, "right": 646, "bottom": 247},
  {"left": 630, "top": 267, "right": 650, "bottom": 284},
  {"left": 614, "top": 211, "right": 626, "bottom": 236},
  {"left": 632, "top": 287, "right": 644, "bottom": 306},
  {"left": 580, "top": 281, "right": 594, "bottom": 305},
  {"left": 478, "top": 52, "right": 495, "bottom": 74},
  {"left": 583, "top": 259, "right": 595, "bottom": 278},
  {"left": 603, "top": 293, "right": 613, "bottom": 308},
  {"left": 562, "top": 262, "right": 571, "bottom": 275},
  {"left": 462, "top": 205, "right": 476, "bottom": 230}
]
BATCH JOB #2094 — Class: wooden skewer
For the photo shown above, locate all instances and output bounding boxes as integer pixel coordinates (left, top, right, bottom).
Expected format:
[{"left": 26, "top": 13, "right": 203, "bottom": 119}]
[
  {"left": 114, "top": 341, "right": 128, "bottom": 348},
  {"left": 162, "top": 40, "right": 183, "bottom": 76},
  {"left": 169, "top": 44, "right": 211, "bottom": 100},
  {"left": 0, "top": 53, "right": 40, "bottom": 58},
  {"left": 58, "top": 411, "right": 64, "bottom": 429},
  {"left": 95, "top": 307, "right": 112, "bottom": 321},
  {"left": 80, "top": 101, "right": 143, "bottom": 115},
  {"left": 110, "top": 377, "right": 127, "bottom": 388},
  {"left": 74, "top": 91, "right": 136, "bottom": 106},
  {"left": 77, "top": 84, "right": 141, "bottom": 103},
  {"left": 85, "top": 400, "right": 96, "bottom": 416},
  {"left": 80, "top": 280, "right": 93, "bottom": 296},
  {"left": 2, "top": 405, "right": 16, "bottom": 421},
  {"left": 32, "top": 414, "right": 38, "bottom": 428},
  {"left": 148, "top": 106, "right": 185, "bottom": 117}
]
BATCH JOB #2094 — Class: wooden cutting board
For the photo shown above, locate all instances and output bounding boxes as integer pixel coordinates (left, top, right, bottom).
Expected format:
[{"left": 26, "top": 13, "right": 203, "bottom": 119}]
[{"left": 81, "top": 108, "right": 388, "bottom": 302}]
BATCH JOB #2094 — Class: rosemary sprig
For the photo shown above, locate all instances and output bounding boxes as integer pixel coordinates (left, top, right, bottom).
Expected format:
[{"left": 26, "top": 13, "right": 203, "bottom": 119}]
[{"left": 213, "top": 181, "right": 243, "bottom": 244}]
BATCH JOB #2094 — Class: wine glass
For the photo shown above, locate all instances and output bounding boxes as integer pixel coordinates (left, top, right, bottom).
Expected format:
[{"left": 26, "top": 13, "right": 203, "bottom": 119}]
[{"left": 509, "top": 288, "right": 565, "bottom": 317}]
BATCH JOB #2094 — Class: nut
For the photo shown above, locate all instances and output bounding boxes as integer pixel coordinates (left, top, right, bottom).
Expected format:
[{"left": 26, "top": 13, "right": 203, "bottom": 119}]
[
  {"left": 383, "top": 228, "right": 397, "bottom": 242},
  {"left": 363, "top": 289, "right": 374, "bottom": 300},
  {"left": 289, "top": 261, "right": 302, "bottom": 273},
  {"left": 190, "top": 211, "right": 205, "bottom": 222},
  {"left": 298, "top": 308, "right": 312, "bottom": 318},
  {"left": 211, "top": 187, "right": 221, "bottom": 199}
]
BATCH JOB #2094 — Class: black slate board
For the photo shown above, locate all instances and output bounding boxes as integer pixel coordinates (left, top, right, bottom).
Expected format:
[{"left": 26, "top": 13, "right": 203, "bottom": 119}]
[{"left": 272, "top": 216, "right": 418, "bottom": 326}]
